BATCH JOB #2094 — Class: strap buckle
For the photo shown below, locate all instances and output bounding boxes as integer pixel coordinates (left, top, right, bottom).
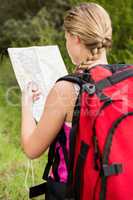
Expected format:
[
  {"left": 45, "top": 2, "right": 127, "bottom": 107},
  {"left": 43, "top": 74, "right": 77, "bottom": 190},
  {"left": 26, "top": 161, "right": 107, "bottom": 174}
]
[
  {"left": 83, "top": 83, "right": 96, "bottom": 95},
  {"left": 102, "top": 163, "right": 123, "bottom": 177}
]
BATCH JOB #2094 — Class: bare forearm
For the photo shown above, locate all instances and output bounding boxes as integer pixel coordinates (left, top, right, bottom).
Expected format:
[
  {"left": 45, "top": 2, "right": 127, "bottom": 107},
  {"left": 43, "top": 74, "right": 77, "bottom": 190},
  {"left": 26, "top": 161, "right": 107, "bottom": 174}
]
[
  {"left": 21, "top": 106, "right": 36, "bottom": 144},
  {"left": 21, "top": 82, "right": 43, "bottom": 159}
]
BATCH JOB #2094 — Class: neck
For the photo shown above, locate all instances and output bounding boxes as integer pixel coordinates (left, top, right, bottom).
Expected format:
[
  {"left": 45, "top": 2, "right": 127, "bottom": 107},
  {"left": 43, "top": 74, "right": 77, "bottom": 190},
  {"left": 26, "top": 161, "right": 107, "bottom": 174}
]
[{"left": 76, "top": 49, "right": 108, "bottom": 70}]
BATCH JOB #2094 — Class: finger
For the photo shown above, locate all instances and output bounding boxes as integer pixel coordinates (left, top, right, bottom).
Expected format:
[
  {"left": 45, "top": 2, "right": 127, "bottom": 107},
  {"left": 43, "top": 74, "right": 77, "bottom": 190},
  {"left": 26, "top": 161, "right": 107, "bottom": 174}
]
[
  {"left": 32, "top": 92, "right": 41, "bottom": 98},
  {"left": 33, "top": 96, "right": 41, "bottom": 102},
  {"left": 24, "top": 82, "right": 41, "bottom": 96},
  {"left": 32, "top": 89, "right": 41, "bottom": 94},
  {"left": 32, "top": 91, "right": 42, "bottom": 97},
  {"left": 33, "top": 95, "right": 40, "bottom": 100}
]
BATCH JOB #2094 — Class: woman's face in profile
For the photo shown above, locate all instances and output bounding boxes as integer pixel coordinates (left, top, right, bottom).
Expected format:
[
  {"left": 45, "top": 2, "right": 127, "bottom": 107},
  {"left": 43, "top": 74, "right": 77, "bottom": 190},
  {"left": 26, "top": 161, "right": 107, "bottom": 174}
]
[{"left": 65, "top": 31, "right": 81, "bottom": 65}]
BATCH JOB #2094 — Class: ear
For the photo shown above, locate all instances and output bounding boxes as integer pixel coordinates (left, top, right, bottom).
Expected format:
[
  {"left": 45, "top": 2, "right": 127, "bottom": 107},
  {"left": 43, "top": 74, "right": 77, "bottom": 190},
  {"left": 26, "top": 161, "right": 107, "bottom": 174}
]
[{"left": 74, "top": 35, "right": 81, "bottom": 44}]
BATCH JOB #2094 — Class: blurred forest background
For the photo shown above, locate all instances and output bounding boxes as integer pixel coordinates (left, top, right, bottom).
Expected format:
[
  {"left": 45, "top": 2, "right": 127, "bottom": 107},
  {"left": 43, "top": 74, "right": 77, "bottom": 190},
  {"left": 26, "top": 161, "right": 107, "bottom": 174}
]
[{"left": 0, "top": 0, "right": 133, "bottom": 199}]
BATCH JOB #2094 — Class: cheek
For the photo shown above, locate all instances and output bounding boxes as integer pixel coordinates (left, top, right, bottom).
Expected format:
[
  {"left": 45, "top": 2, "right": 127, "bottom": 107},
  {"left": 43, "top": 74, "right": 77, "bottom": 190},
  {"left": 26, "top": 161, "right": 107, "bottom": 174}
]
[
  {"left": 66, "top": 40, "right": 71, "bottom": 55},
  {"left": 66, "top": 40, "right": 75, "bottom": 58},
  {"left": 66, "top": 38, "right": 79, "bottom": 64}
]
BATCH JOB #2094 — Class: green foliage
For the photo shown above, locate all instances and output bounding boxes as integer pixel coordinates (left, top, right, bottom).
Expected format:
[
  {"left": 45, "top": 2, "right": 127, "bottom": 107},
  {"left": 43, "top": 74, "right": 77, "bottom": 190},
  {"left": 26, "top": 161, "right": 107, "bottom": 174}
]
[
  {"left": 0, "top": 7, "right": 56, "bottom": 48},
  {"left": 0, "top": 129, "right": 47, "bottom": 199},
  {"left": 0, "top": 0, "right": 46, "bottom": 26},
  {"left": 1, "top": 0, "right": 133, "bottom": 63}
]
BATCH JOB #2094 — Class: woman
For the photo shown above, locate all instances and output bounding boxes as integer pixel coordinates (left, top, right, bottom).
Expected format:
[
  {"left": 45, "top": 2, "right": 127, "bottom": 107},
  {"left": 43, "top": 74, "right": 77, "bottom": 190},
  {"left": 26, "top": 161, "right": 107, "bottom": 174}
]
[{"left": 21, "top": 2, "right": 112, "bottom": 199}]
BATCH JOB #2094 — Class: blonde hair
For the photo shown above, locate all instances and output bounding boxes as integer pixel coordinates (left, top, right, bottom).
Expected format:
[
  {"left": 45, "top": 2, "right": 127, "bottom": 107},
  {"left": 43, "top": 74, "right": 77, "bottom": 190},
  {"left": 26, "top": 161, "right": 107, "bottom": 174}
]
[{"left": 63, "top": 2, "right": 112, "bottom": 61}]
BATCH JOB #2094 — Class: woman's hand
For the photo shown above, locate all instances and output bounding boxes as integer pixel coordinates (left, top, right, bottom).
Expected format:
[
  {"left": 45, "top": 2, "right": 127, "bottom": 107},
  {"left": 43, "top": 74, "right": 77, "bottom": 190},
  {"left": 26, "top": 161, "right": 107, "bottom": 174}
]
[
  {"left": 21, "top": 81, "right": 42, "bottom": 157},
  {"left": 21, "top": 81, "right": 42, "bottom": 108}
]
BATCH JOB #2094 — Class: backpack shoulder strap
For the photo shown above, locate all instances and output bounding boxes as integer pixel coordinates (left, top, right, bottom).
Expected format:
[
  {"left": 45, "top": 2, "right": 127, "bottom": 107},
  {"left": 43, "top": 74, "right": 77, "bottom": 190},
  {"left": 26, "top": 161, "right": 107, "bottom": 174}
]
[
  {"left": 29, "top": 74, "right": 87, "bottom": 199},
  {"left": 95, "top": 67, "right": 133, "bottom": 91},
  {"left": 82, "top": 64, "right": 133, "bottom": 101},
  {"left": 56, "top": 74, "right": 87, "bottom": 87},
  {"left": 90, "top": 64, "right": 131, "bottom": 74},
  {"left": 102, "top": 64, "right": 132, "bottom": 73}
]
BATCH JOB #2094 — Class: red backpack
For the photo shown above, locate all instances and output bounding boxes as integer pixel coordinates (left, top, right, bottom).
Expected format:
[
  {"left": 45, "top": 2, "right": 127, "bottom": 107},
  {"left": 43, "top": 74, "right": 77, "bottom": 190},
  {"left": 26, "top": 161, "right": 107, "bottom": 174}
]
[
  {"left": 58, "top": 64, "right": 133, "bottom": 200},
  {"left": 30, "top": 64, "right": 133, "bottom": 200}
]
